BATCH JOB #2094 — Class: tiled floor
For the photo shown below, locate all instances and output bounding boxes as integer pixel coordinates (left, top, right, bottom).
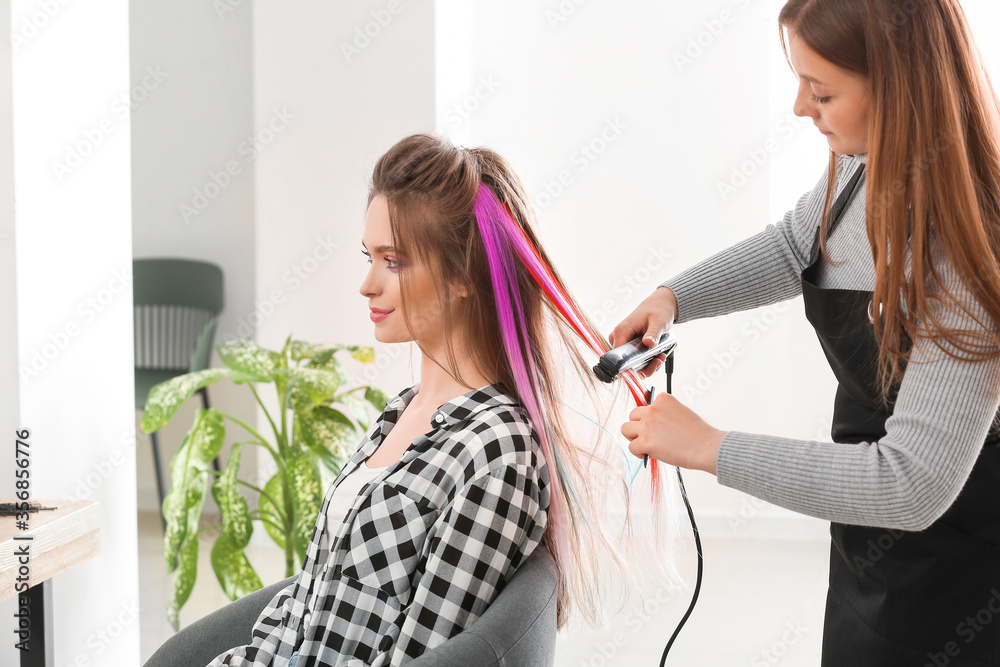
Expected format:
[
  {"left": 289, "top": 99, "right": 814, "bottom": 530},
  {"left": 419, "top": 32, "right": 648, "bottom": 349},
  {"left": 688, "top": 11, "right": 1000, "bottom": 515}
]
[{"left": 138, "top": 510, "right": 830, "bottom": 666}]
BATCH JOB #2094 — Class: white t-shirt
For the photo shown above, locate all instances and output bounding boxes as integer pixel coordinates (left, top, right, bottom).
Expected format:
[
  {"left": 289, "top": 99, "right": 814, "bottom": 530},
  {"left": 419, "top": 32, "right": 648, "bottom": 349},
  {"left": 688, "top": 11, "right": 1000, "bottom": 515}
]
[
  {"left": 324, "top": 460, "right": 388, "bottom": 540},
  {"left": 306, "top": 460, "right": 389, "bottom": 615}
]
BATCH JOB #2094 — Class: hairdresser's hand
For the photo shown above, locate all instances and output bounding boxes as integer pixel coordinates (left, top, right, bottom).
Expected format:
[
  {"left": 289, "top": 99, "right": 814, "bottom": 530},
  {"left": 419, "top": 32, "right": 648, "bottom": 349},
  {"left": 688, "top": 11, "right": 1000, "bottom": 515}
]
[
  {"left": 608, "top": 286, "right": 678, "bottom": 378},
  {"left": 622, "top": 392, "right": 727, "bottom": 475}
]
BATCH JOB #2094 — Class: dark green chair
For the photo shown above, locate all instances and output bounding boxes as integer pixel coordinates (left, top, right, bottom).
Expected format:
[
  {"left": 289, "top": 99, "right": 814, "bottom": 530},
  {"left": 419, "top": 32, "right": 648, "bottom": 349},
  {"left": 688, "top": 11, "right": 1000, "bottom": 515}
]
[{"left": 134, "top": 258, "right": 225, "bottom": 532}]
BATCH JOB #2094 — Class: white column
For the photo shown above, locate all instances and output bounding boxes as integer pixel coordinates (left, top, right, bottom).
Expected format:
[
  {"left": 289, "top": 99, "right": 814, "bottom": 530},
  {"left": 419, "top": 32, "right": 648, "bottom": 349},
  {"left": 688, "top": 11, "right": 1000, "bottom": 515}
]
[{"left": 0, "top": 1, "right": 140, "bottom": 664}]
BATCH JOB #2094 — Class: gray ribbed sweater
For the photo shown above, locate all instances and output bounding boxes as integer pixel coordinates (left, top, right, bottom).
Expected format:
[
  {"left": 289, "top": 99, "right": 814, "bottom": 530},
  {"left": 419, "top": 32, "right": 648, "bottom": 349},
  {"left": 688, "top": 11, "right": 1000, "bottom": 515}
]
[{"left": 660, "top": 152, "right": 1000, "bottom": 531}]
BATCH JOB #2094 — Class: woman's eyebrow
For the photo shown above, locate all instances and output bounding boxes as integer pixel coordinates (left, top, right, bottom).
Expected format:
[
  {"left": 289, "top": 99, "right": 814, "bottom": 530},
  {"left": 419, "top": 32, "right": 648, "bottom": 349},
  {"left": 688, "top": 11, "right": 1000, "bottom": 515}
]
[
  {"left": 799, "top": 73, "right": 826, "bottom": 85},
  {"left": 361, "top": 242, "right": 397, "bottom": 254}
]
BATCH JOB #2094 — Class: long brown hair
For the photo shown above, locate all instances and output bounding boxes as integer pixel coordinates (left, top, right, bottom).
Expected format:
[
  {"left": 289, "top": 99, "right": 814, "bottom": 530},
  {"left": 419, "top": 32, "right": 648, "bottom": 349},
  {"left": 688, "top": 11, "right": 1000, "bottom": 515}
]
[
  {"left": 779, "top": 0, "right": 1000, "bottom": 409},
  {"left": 367, "top": 134, "right": 680, "bottom": 628}
]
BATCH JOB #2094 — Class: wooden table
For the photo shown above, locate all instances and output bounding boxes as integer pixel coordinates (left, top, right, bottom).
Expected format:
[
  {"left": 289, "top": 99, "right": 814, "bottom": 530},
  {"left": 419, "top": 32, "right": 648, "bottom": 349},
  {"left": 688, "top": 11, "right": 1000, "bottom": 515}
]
[{"left": 0, "top": 500, "right": 101, "bottom": 667}]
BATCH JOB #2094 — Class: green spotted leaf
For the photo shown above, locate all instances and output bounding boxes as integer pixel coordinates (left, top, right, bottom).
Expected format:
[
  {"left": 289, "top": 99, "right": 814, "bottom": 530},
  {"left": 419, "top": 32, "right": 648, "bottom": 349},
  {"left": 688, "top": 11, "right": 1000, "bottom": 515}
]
[
  {"left": 217, "top": 338, "right": 280, "bottom": 382},
  {"left": 346, "top": 345, "right": 374, "bottom": 363},
  {"left": 140, "top": 368, "right": 246, "bottom": 433},
  {"left": 290, "top": 340, "right": 339, "bottom": 361},
  {"left": 298, "top": 406, "right": 358, "bottom": 476},
  {"left": 335, "top": 392, "right": 372, "bottom": 431},
  {"left": 257, "top": 449, "right": 322, "bottom": 564},
  {"left": 167, "top": 536, "right": 199, "bottom": 632},
  {"left": 162, "top": 409, "right": 223, "bottom": 571},
  {"left": 287, "top": 446, "right": 323, "bottom": 564},
  {"left": 365, "top": 385, "right": 391, "bottom": 413},
  {"left": 291, "top": 341, "right": 374, "bottom": 365},
  {"left": 259, "top": 473, "right": 288, "bottom": 549},
  {"left": 210, "top": 531, "right": 263, "bottom": 602},
  {"left": 283, "top": 366, "right": 346, "bottom": 413},
  {"left": 211, "top": 442, "right": 252, "bottom": 550}
]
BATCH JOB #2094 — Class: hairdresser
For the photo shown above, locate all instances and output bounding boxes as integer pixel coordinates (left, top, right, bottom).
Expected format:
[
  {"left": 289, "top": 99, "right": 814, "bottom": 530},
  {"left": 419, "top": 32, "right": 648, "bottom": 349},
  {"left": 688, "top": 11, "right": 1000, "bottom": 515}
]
[{"left": 614, "top": 1, "right": 1000, "bottom": 664}]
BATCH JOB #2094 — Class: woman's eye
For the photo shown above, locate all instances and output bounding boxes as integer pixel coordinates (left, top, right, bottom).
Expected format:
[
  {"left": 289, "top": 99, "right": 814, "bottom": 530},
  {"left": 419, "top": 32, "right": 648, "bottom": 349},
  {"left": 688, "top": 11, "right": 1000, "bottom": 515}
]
[
  {"left": 361, "top": 251, "right": 397, "bottom": 269},
  {"left": 811, "top": 93, "right": 831, "bottom": 104}
]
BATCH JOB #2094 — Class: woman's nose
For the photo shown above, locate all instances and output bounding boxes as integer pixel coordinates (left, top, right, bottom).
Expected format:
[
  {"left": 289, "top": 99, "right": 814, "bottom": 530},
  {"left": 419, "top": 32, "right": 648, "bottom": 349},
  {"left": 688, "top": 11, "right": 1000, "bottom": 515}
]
[
  {"left": 359, "top": 267, "right": 377, "bottom": 297},
  {"left": 792, "top": 86, "right": 817, "bottom": 119}
]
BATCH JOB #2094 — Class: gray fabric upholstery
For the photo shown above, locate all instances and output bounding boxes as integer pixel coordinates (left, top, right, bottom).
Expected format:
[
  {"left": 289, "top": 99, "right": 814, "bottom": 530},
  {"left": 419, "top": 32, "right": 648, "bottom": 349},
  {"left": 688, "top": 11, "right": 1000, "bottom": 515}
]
[
  {"left": 143, "top": 546, "right": 557, "bottom": 667},
  {"left": 408, "top": 545, "right": 557, "bottom": 667}
]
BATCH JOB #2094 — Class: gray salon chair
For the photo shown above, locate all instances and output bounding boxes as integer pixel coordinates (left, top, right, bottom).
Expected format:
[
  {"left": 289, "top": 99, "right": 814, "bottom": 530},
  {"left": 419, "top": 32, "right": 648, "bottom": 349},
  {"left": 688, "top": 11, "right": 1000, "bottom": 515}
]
[{"left": 143, "top": 545, "right": 558, "bottom": 667}]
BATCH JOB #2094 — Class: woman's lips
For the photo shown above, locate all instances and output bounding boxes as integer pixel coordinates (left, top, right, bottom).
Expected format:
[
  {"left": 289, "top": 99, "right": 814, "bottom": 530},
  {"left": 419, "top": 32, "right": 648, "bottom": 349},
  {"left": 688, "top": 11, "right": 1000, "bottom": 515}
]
[{"left": 370, "top": 310, "right": 392, "bottom": 322}]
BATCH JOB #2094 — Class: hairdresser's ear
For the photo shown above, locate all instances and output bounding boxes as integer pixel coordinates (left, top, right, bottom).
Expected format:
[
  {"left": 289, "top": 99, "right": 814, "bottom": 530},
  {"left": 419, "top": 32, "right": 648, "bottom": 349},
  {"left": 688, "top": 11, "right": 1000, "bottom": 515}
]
[{"left": 456, "top": 284, "right": 469, "bottom": 299}]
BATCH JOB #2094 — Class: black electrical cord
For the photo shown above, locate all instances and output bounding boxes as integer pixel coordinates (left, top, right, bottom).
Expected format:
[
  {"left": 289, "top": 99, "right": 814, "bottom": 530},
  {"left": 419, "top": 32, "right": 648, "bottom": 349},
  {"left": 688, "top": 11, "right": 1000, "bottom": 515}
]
[{"left": 659, "top": 353, "right": 704, "bottom": 666}]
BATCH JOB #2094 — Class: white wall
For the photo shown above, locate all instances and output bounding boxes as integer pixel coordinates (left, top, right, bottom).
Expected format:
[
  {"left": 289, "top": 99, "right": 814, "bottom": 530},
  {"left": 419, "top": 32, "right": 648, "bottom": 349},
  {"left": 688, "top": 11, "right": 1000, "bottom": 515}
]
[{"left": 0, "top": 1, "right": 139, "bottom": 664}]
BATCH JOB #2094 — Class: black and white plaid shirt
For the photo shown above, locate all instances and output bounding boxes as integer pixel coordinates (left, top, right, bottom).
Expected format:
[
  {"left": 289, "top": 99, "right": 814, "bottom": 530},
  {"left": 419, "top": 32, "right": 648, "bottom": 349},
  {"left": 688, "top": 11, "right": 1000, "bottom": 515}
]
[{"left": 207, "top": 381, "right": 550, "bottom": 666}]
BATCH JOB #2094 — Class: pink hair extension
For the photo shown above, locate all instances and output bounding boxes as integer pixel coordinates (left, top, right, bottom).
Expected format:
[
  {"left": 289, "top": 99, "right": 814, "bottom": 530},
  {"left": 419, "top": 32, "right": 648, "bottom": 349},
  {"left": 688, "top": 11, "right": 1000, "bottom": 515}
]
[{"left": 472, "top": 183, "right": 575, "bottom": 581}]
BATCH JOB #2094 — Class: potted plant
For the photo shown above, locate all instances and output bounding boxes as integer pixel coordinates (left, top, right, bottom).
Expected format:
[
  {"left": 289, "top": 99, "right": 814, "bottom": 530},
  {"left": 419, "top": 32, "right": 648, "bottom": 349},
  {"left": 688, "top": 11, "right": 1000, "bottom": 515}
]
[{"left": 139, "top": 335, "right": 389, "bottom": 630}]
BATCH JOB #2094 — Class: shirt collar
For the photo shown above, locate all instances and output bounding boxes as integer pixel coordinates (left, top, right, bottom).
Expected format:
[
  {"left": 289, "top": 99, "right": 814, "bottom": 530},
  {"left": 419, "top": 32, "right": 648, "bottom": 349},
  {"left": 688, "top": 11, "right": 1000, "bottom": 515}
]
[
  {"left": 340, "top": 381, "right": 520, "bottom": 479},
  {"left": 383, "top": 381, "right": 519, "bottom": 429}
]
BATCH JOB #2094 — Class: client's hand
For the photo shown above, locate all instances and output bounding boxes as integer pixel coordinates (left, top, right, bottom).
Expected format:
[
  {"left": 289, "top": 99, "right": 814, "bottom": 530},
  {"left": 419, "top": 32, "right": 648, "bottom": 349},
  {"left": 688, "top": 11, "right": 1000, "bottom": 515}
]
[
  {"left": 608, "top": 286, "right": 678, "bottom": 378},
  {"left": 621, "top": 391, "right": 727, "bottom": 475}
]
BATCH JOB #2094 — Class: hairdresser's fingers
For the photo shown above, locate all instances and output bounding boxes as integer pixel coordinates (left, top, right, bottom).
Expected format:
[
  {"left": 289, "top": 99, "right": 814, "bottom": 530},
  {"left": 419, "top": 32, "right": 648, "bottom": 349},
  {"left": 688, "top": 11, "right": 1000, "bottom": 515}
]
[
  {"left": 642, "top": 287, "right": 678, "bottom": 345},
  {"left": 609, "top": 287, "right": 676, "bottom": 348},
  {"left": 625, "top": 393, "right": 727, "bottom": 473},
  {"left": 609, "top": 312, "right": 646, "bottom": 349},
  {"left": 642, "top": 302, "right": 677, "bottom": 347},
  {"left": 620, "top": 410, "right": 643, "bottom": 443},
  {"left": 638, "top": 353, "right": 667, "bottom": 378}
]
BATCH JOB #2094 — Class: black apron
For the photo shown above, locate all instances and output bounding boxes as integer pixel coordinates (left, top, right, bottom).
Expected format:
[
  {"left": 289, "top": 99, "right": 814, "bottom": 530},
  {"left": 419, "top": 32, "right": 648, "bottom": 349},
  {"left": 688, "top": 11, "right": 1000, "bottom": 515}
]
[{"left": 800, "top": 162, "right": 1000, "bottom": 666}]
